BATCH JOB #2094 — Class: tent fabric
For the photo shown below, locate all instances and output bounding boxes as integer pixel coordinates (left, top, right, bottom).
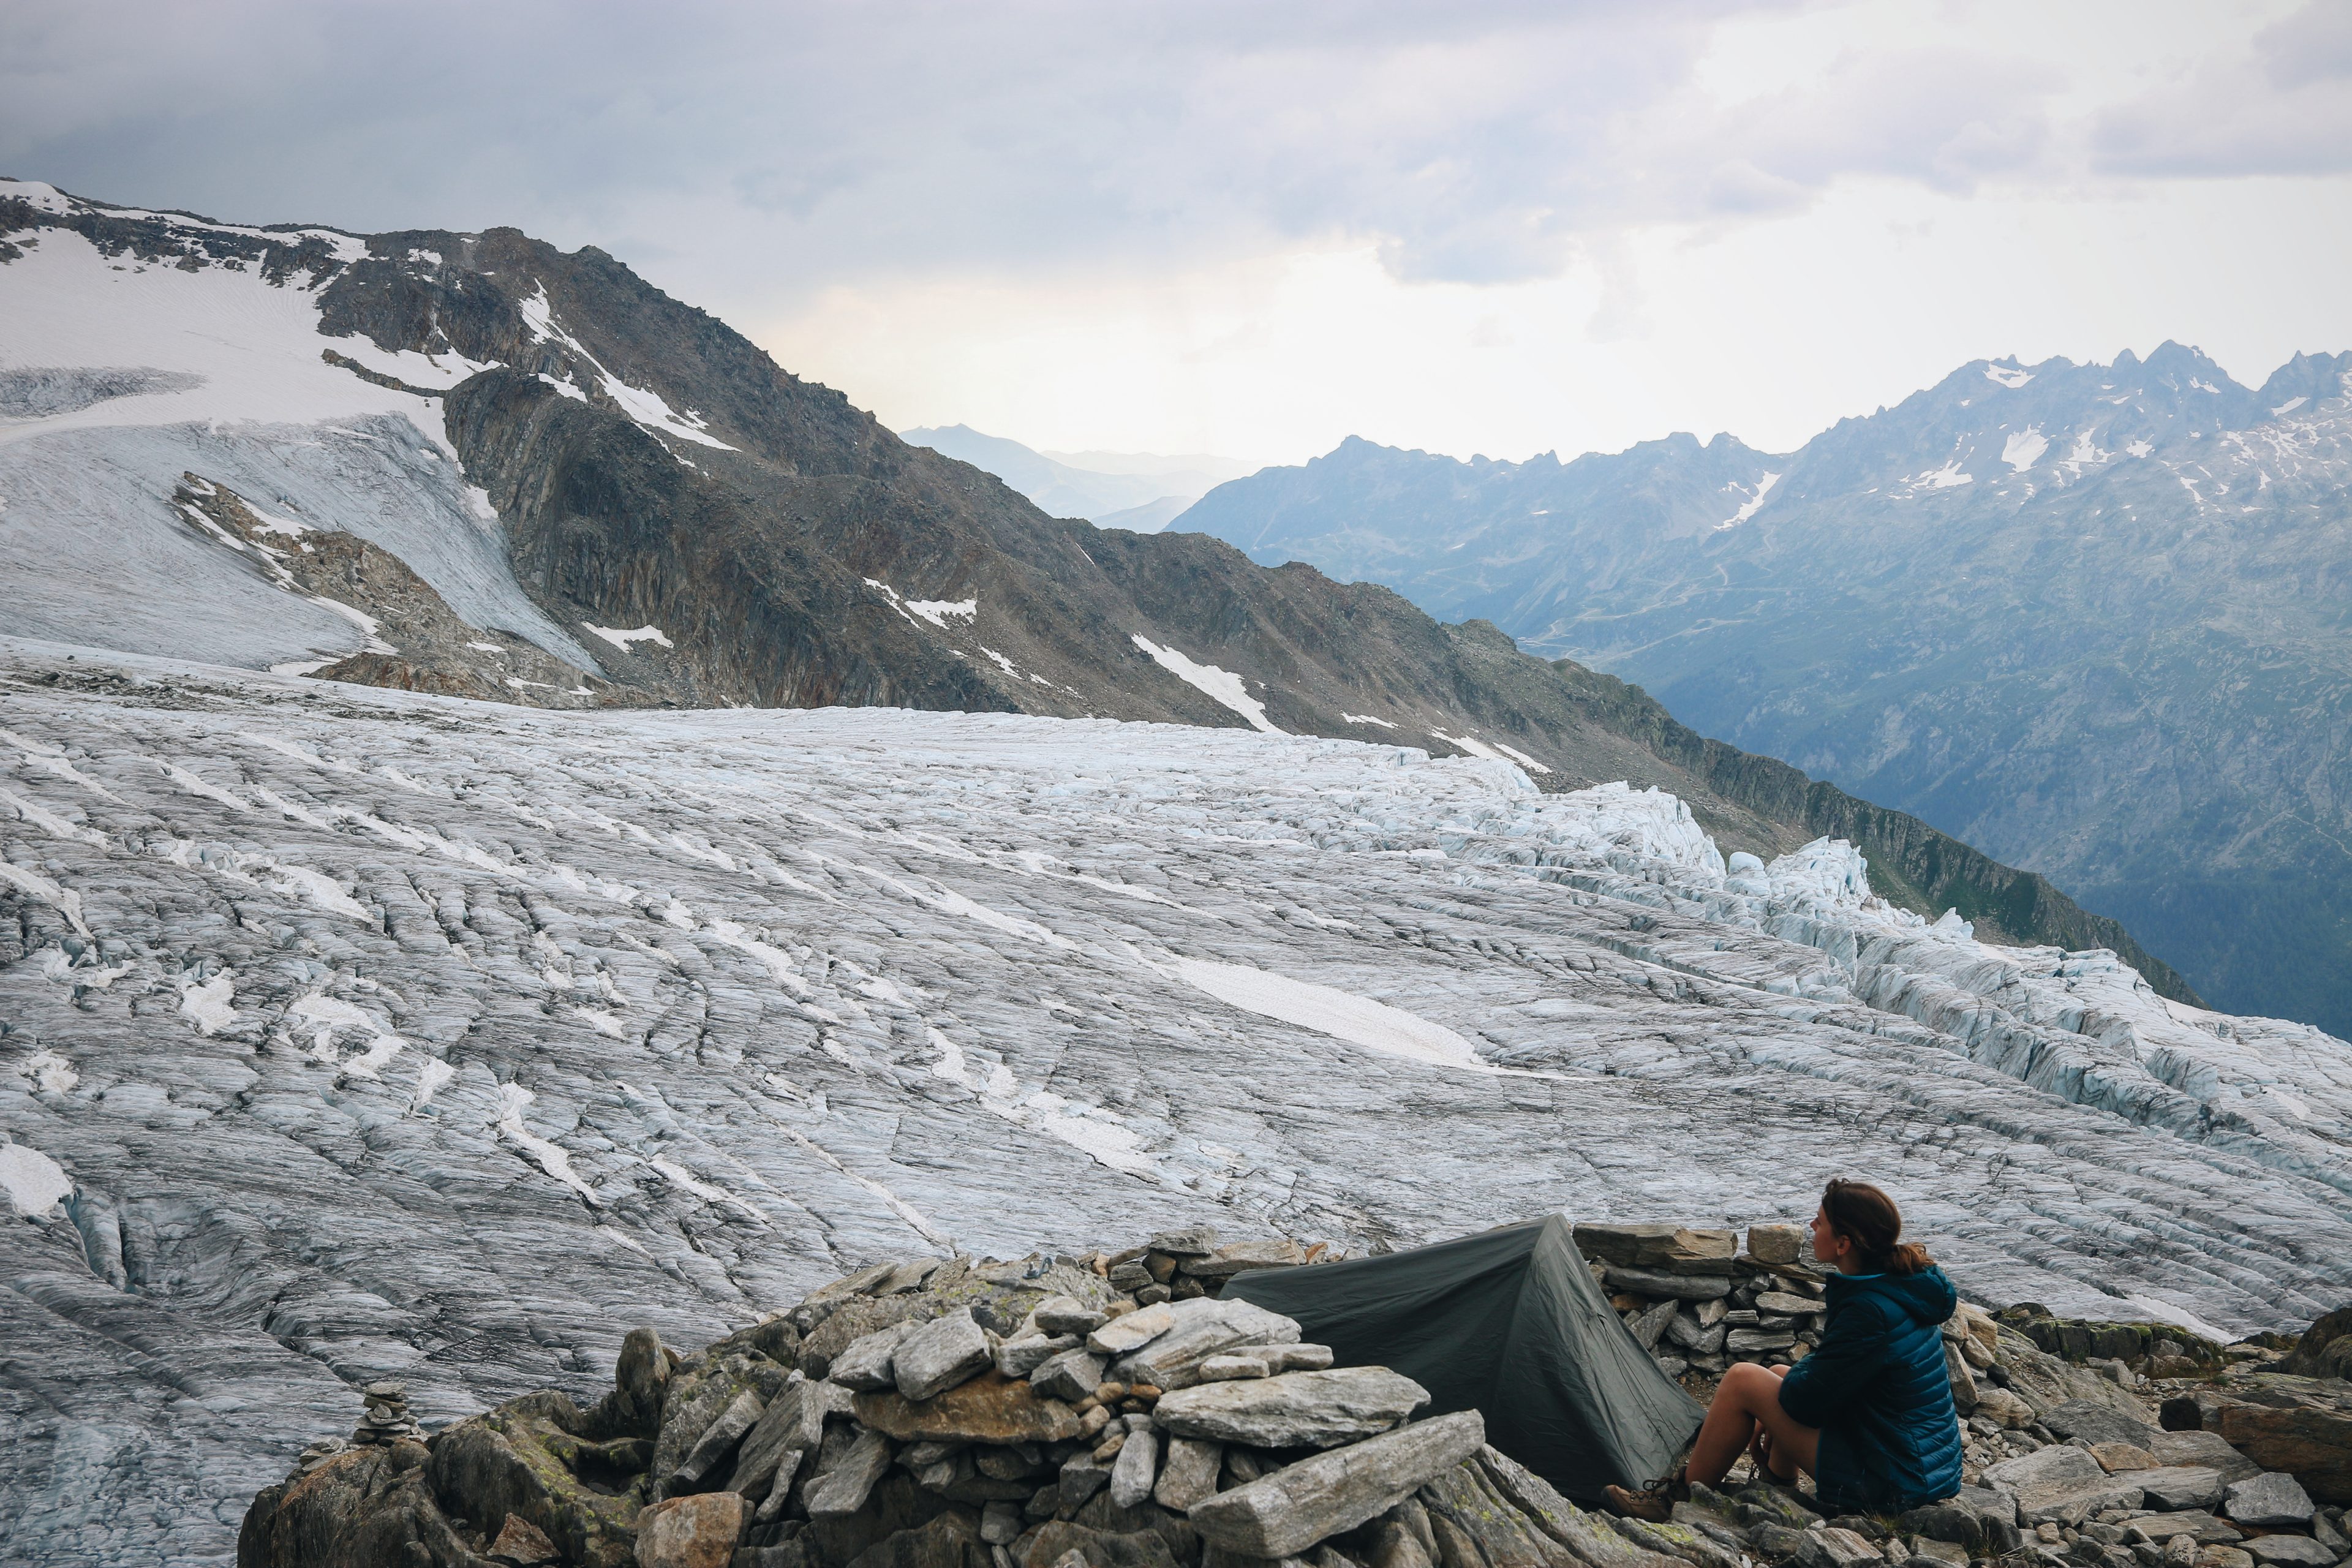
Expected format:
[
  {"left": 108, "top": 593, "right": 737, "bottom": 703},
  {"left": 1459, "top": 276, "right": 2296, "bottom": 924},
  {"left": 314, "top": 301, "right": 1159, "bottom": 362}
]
[{"left": 1221, "top": 1214, "right": 1705, "bottom": 1502}]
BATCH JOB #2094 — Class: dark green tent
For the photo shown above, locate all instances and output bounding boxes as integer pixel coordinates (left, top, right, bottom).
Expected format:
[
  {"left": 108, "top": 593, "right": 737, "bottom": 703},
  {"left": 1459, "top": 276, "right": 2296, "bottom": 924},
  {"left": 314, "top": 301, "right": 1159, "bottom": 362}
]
[{"left": 1222, "top": 1214, "right": 1704, "bottom": 1502}]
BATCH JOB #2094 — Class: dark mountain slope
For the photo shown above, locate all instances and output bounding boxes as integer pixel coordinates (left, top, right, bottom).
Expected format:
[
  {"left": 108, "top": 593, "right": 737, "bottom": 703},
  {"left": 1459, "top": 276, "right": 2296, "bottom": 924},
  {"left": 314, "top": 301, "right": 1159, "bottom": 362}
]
[{"left": 0, "top": 183, "right": 2192, "bottom": 997}]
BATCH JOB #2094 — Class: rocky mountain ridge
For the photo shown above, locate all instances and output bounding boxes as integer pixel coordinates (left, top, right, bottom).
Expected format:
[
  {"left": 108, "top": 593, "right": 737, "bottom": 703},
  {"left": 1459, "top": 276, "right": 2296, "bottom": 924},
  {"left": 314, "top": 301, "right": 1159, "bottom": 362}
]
[
  {"left": 1172, "top": 346, "right": 2352, "bottom": 1033},
  {"left": 0, "top": 177, "right": 2186, "bottom": 989}
]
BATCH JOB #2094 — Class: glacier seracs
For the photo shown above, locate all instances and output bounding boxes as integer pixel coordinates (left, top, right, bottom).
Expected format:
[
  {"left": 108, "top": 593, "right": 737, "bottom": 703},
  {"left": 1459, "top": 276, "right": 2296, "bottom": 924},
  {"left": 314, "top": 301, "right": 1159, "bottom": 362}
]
[{"left": 1, "top": 641, "right": 2350, "bottom": 1559}]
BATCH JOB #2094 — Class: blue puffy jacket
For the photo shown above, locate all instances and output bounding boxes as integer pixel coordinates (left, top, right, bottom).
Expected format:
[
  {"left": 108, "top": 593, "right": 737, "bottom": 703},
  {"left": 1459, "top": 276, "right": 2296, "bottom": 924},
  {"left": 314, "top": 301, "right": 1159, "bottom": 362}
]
[{"left": 1775, "top": 1265, "right": 1964, "bottom": 1511}]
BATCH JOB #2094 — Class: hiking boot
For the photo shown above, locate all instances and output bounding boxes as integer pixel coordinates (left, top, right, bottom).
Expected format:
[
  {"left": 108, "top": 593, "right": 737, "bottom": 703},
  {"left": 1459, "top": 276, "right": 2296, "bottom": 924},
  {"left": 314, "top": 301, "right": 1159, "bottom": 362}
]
[{"left": 1604, "top": 1473, "right": 1689, "bottom": 1523}]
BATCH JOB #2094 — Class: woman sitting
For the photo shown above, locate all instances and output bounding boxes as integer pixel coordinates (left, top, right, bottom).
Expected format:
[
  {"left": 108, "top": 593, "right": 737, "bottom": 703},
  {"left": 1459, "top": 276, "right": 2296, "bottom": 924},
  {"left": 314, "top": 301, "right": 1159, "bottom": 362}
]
[{"left": 1607, "top": 1178, "right": 1964, "bottom": 1520}]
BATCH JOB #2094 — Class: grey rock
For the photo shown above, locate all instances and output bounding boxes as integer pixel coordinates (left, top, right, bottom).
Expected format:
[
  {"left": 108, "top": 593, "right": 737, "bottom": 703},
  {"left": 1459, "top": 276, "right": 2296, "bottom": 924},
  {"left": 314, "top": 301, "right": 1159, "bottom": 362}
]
[
  {"left": 1799, "top": 1528, "right": 1887, "bottom": 1568},
  {"left": 1112, "top": 1300, "right": 1303, "bottom": 1392},
  {"left": 1153, "top": 1368, "right": 1429, "bottom": 1449},
  {"left": 2242, "top": 1539, "right": 2336, "bottom": 1567},
  {"left": 674, "top": 1388, "right": 767, "bottom": 1487},
  {"left": 1198, "top": 1356, "right": 1271, "bottom": 1382},
  {"left": 1034, "top": 1298, "right": 1110, "bottom": 1337},
  {"left": 1632, "top": 1299, "right": 1683, "bottom": 1351},
  {"left": 1747, "top": 1226, "right": 1804, "bottom": 1265},
  {"left": 1060, "top": 1451, "right": 1112, "bottom": 1510},
  {"left": 1264, "top": 1346, "right": 1335, "bottom": 1374},
  {"left": 834, "top": 1321, "right": 923, "bottom": 1392},
  {"left": 1147, "top": 1227, "right": 1221, "bottom": 1258},
  {"left": 2312, "top": 1512, "right": 2348, "bottom": 1553},
  {"left": 1155, "top": 1436, "right": 1222, "bottom": 1511},
  {"left": 999, "top": 1334, "right": 1082, "bottom": 1379},
  {"left": 2047, "top": 1400, "right": 2160, "bottom": 1449},
  {"left": 1110, "top": 1425, "right": 1159, "bottom": 1509},
  {"left": 2124, "top": 1515, "right": 2245, "bottom": 1547},
  {"left": 1181, "top": 1240, "right": 1309, "bottom": 1282},
  {"left": 1725, "top": 1329, "right": 1797, "bottom": 1354},
  {"left": 1089, "top": 1303, "right": 1178, "bottom": 1357},
  {"left": 1900, "top": 1494, "right": 2022, "bottom": 1557},
  {"left": 2149, "top": 1433, "right": 2263, "bottom": 1485},
  {"left": 1032, "top": 1349, "right": 1109, "bottom": 1404},
  {"left": 981, "top": 1502, "right": 1024, "bottom": 1545},
  {"left": 2138, "top": 1469, "right": 2229, "bottom": 1513},
  {"left": 895, "top": 1309, "right": 995, "bottom": 1402},
  {"left": 1753, "top": 1293, "right": 1826, "bottom": 1317},
  {"left": 1186, "top": 1410, "right": 1485, "bottom": 1559},
  {"left": 1610, "top": 1512, "right": 1744, "bottom": 1568},
  {"left": 2017, "top": 1475, "right": 2149, "bottom": 1529},
  {"left": 1604, "top": 1267, "right": 1736, "bottom": 1301},
  {"left": 1575, "top": 1224, "right": 1739, "bottom": 1270},
  {"left": 805, "top": 1428, "right": 895, "bottom": 1517},
  {"left": 2225, "top": 1474, "right": 2316, "bottom": 1529},
  {"left": 1990, "top": 1447, "right": 2110, "bottom": 1493}
]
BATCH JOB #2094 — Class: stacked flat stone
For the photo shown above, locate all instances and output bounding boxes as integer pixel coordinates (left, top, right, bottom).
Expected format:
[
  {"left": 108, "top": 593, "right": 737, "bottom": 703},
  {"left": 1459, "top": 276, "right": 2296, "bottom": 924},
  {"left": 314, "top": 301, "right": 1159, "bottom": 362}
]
[
  {"left": 237, "top": 1230, "right": 2352, "bottom": 1568},
  {"left": 348, "top": 1380, "right": 425, "bottom": 1447},
  {"left": 1575, "top": 1221, "right": 1832, "bottom": 1379}
]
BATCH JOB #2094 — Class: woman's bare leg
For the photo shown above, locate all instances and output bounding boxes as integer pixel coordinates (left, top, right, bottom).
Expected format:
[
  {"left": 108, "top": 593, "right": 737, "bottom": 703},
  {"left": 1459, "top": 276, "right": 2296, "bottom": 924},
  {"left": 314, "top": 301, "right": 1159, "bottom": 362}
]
[{"left": 1686, "top": 1364, "right": 1820, "bottom": 1487}]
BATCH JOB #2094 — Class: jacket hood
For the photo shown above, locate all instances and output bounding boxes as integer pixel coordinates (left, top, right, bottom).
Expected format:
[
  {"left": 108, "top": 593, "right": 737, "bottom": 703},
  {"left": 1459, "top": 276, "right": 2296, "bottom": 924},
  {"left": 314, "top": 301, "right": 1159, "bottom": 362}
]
[{"left": 1825, "top": 1264, "right": 1958, "bottom": 1325}]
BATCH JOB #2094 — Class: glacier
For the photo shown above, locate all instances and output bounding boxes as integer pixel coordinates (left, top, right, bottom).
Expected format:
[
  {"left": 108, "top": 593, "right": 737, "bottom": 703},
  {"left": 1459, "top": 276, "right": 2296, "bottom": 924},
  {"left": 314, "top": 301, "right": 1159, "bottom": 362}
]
[{"left": 2, "top": 638, "right": 2350, "bottom": 1562}]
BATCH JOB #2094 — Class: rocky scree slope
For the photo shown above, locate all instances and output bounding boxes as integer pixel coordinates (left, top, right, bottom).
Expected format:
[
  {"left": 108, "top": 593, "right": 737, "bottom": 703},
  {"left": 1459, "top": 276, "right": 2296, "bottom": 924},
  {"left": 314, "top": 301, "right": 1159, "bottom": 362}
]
[
  {"left": 234, "top": 1223, "right": 2352, "bottom": 1568},
  {"left": 4, "top": 647, "right": 2351, "bottom": 1564},
  {"left": 1172, "top": 347, "right": 2352, "bottom": 1032},
  {"left": 0, "top": 178, "right": 2182, "bottom": 993}
]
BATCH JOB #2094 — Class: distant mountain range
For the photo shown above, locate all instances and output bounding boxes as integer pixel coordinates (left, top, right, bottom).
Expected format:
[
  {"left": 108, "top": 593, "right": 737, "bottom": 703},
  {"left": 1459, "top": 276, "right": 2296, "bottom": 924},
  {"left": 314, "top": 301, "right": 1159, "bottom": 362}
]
[
  {"left": 900, "top": 423, "right": 1250, "bottom": 528},
  {"left": 1174, "top": 344, "right": 2352, "bottom": 1035},
  {"left": 0, "top": 176, "right": 2190, "bottom": 993}
]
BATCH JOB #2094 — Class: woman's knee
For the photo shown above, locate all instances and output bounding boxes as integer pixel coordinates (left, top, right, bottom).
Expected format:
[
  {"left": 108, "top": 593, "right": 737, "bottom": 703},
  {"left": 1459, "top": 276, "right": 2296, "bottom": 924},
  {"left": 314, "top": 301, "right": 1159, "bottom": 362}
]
[{"left": 1716, "top": 1362, "right": 1782, "bottom": 1409}]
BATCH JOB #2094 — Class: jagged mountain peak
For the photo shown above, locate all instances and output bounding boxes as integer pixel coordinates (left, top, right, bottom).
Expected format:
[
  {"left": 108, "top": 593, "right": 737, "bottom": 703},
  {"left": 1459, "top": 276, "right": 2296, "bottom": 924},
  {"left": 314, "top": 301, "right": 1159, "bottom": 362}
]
[{"left": 1177, "top": 337, "right": 2352, "bottom": 1033}]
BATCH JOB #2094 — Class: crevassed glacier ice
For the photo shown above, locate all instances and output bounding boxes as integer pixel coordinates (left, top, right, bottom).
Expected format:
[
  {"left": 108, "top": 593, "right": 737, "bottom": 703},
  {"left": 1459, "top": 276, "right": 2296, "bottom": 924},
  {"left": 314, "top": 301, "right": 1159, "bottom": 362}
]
[{"left": 1, "top": 640, "right": 2348, "bottom": 1562}]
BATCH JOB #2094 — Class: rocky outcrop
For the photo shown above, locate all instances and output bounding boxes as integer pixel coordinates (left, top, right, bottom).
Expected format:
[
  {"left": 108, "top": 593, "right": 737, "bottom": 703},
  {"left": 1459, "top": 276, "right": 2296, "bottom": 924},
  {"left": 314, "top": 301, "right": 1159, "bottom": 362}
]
[{"left": 236, "top": 1235, "right": 2352, "bottom": 1568}]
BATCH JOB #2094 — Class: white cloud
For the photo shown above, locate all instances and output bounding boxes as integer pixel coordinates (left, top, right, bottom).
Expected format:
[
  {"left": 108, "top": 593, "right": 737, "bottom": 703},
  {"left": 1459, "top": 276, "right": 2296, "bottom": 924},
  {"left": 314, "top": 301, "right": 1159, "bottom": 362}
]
[{"left": 4, "top": 0, "right": 2342, "bottom": 462}]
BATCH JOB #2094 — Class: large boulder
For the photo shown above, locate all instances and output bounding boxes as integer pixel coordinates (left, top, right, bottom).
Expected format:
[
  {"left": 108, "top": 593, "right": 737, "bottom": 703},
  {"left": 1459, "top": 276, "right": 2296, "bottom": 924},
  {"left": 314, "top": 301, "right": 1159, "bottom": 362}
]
[
  {"left": 2223, "top": 1471, "right": 2316, "bottom": 1529},
  {"left": 635, "top": 1492, "right": 745, "bottom": 1568},
  {"left": 2150, "top": 1431, "right": 2264, "bottom": 1483},
  {"left": 2165, "top": 1376, "right": 2352, "bottom": 1504},
  {"left": 2044, "top": 1398, "right": 2159, "bottom": 1447},
  {"left": 1994, "top": 1326, "right": 2150, "bottom": 1419},
  {"left": 1185, "top": 1412, "right": 1486, "bottom": 1558},
  {"left": 1153, "top": 1368, "right": 1429, "bottom": 1449},
  {"left": 2135, "top": 1468, "right": 2227, "bottom": 1512},
  {"left": 1985, "top": 1445, "right": 2146, "bottom": 1528},
  {"left": 2278, "top": 1308, "right": 2352, "bottom": 1379},
  {"left": 237, "top": 1444, "right": 480, "bottom": 1568},
  {"left": 428, "top": 1392, "right": 653, "bottom": 1568}
]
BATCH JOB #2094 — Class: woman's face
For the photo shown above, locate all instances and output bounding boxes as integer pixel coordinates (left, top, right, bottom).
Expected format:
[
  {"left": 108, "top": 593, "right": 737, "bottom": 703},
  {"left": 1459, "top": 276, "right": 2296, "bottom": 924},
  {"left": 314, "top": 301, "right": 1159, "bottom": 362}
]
[{"left": 1810, "top": 1205, "right": 1850, "bottom": 1272}]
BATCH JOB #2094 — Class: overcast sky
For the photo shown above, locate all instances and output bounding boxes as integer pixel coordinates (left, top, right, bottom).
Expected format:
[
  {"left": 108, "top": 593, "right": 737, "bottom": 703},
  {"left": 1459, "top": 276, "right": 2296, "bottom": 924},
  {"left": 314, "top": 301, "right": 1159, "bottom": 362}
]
[{"left": 7, "top": 0, "right": 2349, "bottom": 464}]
